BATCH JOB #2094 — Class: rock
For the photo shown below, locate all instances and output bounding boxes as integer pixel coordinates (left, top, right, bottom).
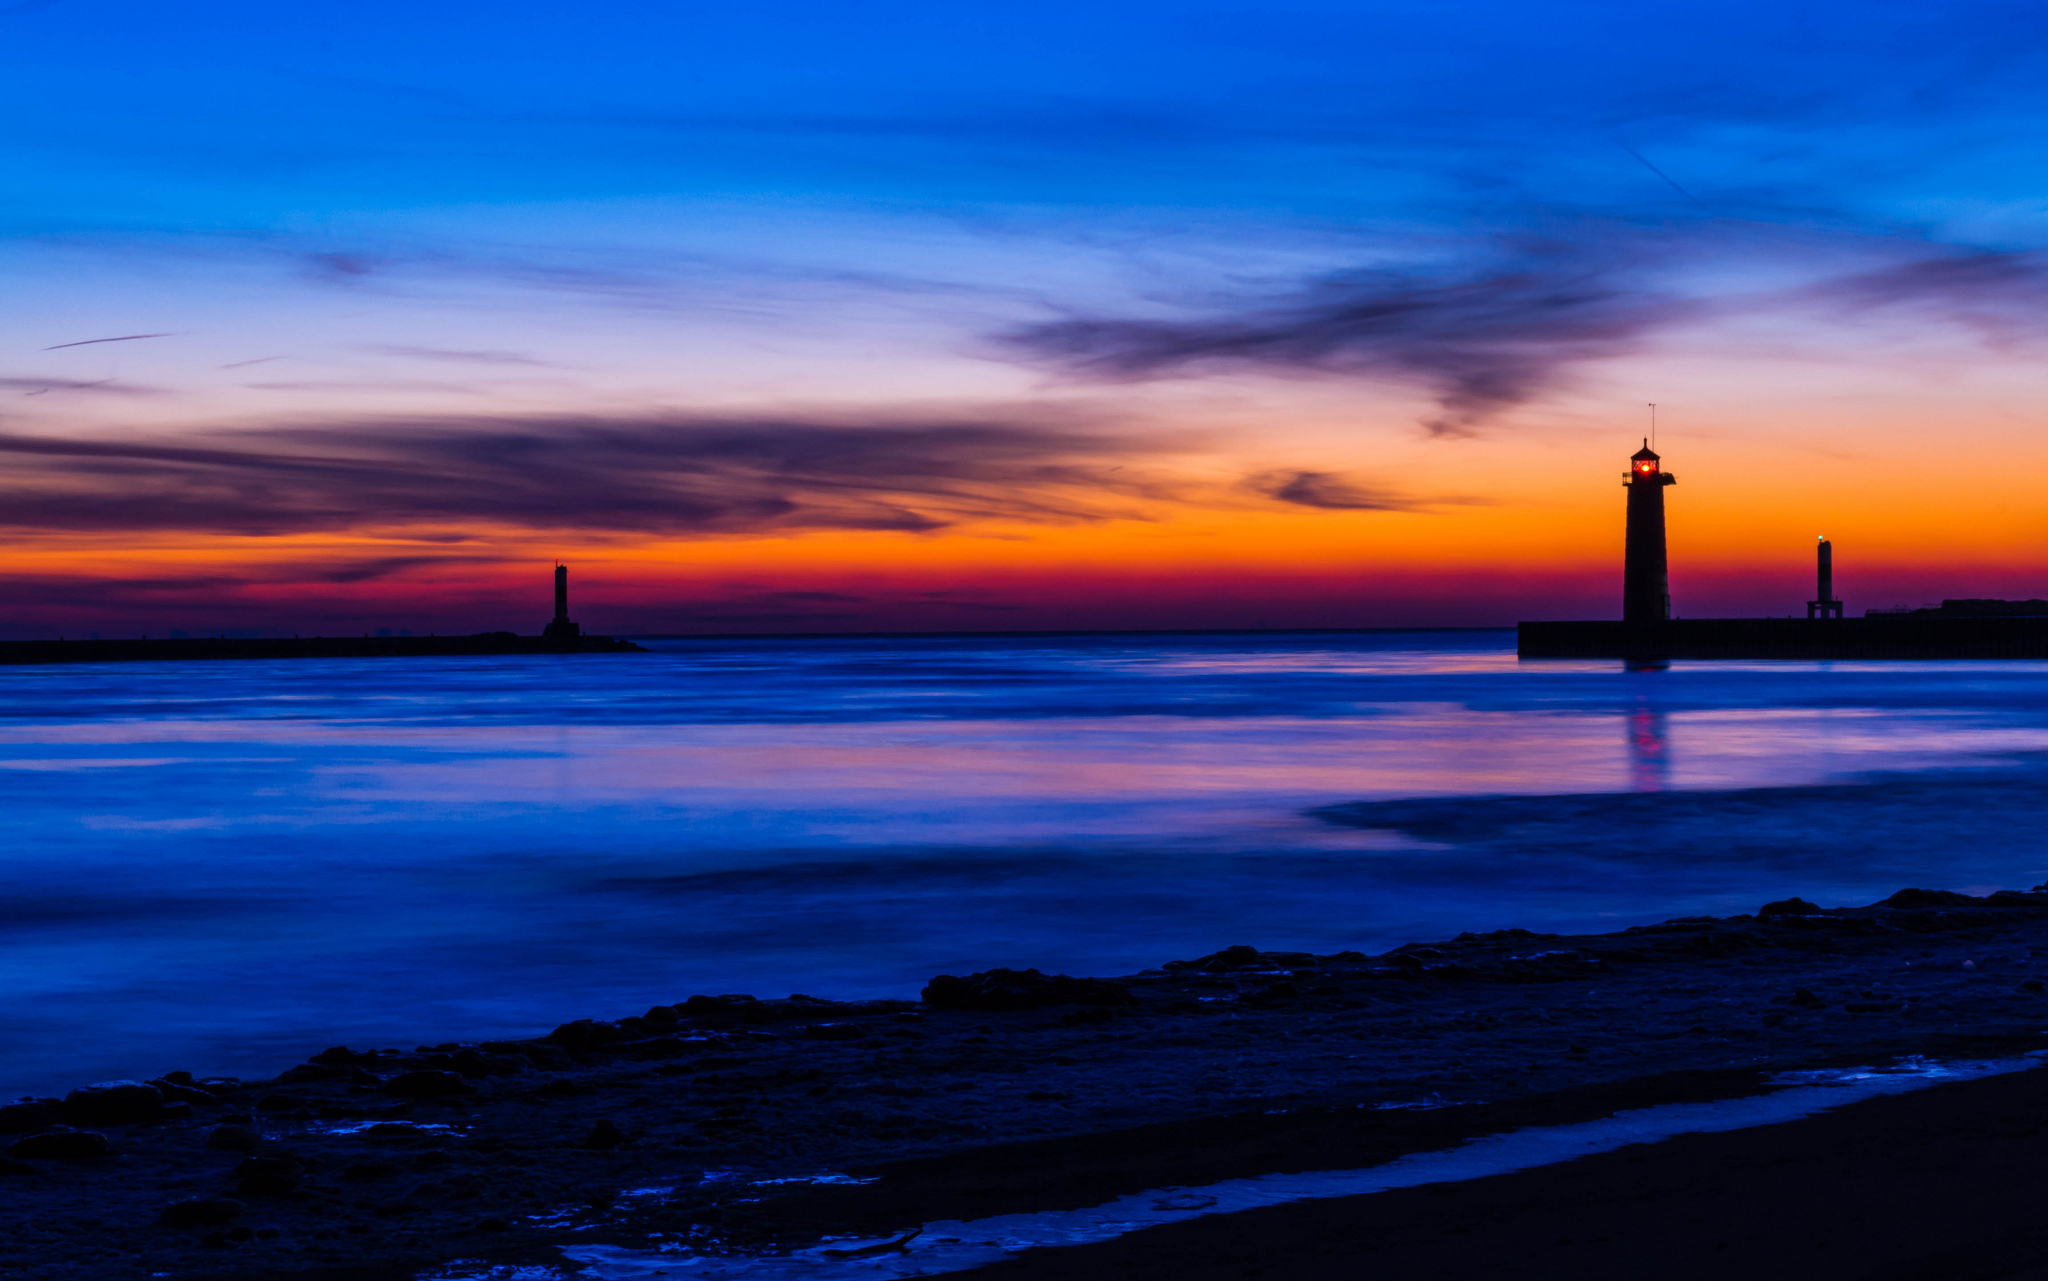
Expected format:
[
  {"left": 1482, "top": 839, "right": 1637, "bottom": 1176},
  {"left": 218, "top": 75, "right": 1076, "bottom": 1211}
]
[
  {"left": 0, "top": 1158, "right": 37, "bottom": 1175},
  {"left": 1883, "top": 888, "right": 1979, "bottom": 909},
  {"left": 149, "top": 1079, "right": 220, "bottom": 1106},
  {"left": 1759, "top": 897, "right": 1822, "bottom": 916},
  {"left": 642, "top": 1004, "right": 681, "bottom": 1026},
  {"left": 1786, "top": 988, "right": 1827, "bottom": 1008},
  {"left": 343, "top": 1161, "right": 400, "bottom": 1180},
  {"left": 520, "top": 1043, "right": 578, "bottom": 1071},
  {"left": 8, "top": 1128, "right": 110, "bottom": 1159},
  {"left": 62, "top": 1080, "right": 164, "bottom": 1125},
  {"left": 0, "top": 1099, "right": 61, "bottom": 1135},
  {"left": 256, "top": 1094, "right": 307, "bottom": 1112},
  {"left": 362, "top": 1122, "right": 429, "bottom": 1138},
  {"left": 272, "top": 1063, "right": 346, "bottom": 1084},
  {"left": 205, "top": 1125, "right": 261, "bottom": 1151},
  {"left": 802, "top": 1023, "right": 870, "bottom": 1041},
  {"left": 582, "top": 1119, "right": 629, "bottom": 1150},
  {"left": 160, "top": 1198, "right": 245, "bottom": 1227},
  {"left": 921, "top": 968, "right": 1138, "bottom": 1012},
  {"left": 234, "top": 1156, "right": 304, "bottom": 1194},
  {"left": 382, "top": 1070, "right": 474, "bottom": 1098},
  {"left": 545, "top": 1020, "right": 623, "bottom": 1051},
  {"left": 450, "top": 1049, "right": 527, "bottom": 1078},
  {"left": 1164, "top": 944, "right": 1264, "bottom": 972}
]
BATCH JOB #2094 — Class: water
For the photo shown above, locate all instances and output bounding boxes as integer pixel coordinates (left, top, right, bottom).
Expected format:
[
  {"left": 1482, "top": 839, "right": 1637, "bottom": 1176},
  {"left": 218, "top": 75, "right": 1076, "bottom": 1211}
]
[{"left": 8, "top": 631, "right": 2048, "bottom": 1096}]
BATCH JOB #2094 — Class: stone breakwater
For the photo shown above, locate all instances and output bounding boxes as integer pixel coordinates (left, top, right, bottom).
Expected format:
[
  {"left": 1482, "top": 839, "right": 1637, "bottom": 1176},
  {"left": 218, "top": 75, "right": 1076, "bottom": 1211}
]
[{"left": 8, "top": 887, "right": 2048, "bottom": 1280}]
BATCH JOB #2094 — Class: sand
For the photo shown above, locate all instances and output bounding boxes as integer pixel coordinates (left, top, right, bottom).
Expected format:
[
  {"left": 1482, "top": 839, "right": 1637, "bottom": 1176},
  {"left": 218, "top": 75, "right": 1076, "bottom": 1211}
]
[{"left": 6, "top": 887, "right": 2048, "bottom": 1279}]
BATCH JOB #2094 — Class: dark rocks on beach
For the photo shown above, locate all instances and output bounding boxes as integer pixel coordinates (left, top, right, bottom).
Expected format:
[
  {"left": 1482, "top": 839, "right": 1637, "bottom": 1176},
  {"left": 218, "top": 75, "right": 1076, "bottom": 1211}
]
[
  {"left": 8, "top": 1128, "right": 110, "bottom": 1160},
  {"left": 450, "top": 1049, "right": 527, "bottom": 1078},
  {"left": 160, "top": 1198, "right": 245, "bottom": 1228},
  {"left": 205, "top": 1124, "right": 261, "bottom": 1152},
  {"left": 234, "top": 1156, "right": 304, "bottom": 1194},
  {"left": 1885, "top": 888, "right": 1984, "bottom": 909},
  {"left": 1166, "top": 944, "right": 1265, "bottom": 972},
  {"left": 922, "top": 968, "right": 1137, "bottom": 1012},
  {"left": 0, "top": 1099, "right": 61, "bottom": 1135},
  {"left": 383, "top": 1070, "right": 475, "bottom": 1098},
  {"left": 62, "top": 1080, "right": 163, "bottom": 1125},
  {"left": 582, "top": 1119, "right": 629, "bottom": 1150},
  {"left": 1783, "top": 988, "right": 1828, "bottom": 1008},
  {"left": 803, "top": 1023, "right": 870, "bottom": 1041},
  {"left": 1760, "top": 897, "right": 1823, "bottom": 916},
  {"left": 149, "top": 1077, "right": 220, "bottom": 1106}
]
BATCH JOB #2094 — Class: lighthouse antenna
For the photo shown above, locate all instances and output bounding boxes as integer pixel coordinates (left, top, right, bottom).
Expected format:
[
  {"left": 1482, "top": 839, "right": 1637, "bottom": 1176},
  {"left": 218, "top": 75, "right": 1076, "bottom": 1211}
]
[{"left": 1648, "top": 403, "right": 1657, "bottom": 451}]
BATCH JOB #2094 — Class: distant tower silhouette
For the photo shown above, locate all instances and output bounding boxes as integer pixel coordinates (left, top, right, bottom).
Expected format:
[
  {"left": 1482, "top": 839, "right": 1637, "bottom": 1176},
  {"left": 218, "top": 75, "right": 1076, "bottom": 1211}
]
[
  {"left": 1623, "top": 441, "right": 1676, "bottom": 623},
  {"left": 1807, "top": 537, "right": 1842, "bottom": 619},
  {"left": 543, "top": 563, "right": 581, "bottom": 639}
]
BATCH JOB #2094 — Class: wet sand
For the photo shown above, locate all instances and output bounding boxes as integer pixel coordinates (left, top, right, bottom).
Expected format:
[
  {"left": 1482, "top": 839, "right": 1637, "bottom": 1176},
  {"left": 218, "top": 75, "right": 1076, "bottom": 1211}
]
[{"left": 7, "top": 887, "right": 2048, "bottom": 1279}]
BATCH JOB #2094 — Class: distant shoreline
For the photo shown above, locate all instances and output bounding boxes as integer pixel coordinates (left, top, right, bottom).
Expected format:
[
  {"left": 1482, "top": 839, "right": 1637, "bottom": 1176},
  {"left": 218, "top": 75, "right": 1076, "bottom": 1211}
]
[{"left": 621, "top": 625, "right": 1518, "bottom": 641}]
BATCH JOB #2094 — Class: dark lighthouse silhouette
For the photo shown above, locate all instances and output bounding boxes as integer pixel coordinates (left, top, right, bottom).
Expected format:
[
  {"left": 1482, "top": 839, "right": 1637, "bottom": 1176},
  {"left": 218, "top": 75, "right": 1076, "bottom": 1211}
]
[
  {"left": 543, "top": 563, "right": 581, "bottom": 639},
  {"left": 1519, "top": 441, "right": 2048, "bottom": 660},
  {"left": 1622, "top": 441, "right": 1674, "bottom": 624}
]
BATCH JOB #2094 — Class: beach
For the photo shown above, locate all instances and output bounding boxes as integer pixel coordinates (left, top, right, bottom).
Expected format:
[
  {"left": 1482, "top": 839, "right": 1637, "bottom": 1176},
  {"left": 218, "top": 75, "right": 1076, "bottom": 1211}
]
[{"left": 8, "top": 886, "right": 2048, "bottom": 1278}]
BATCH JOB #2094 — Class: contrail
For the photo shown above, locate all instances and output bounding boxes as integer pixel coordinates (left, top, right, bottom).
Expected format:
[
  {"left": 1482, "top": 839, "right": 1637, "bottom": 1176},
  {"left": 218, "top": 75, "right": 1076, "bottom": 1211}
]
[
  {"left": 44, "top": 333, "right": 176, "bottom": 350},
  {"left": 1615, "top": 142, "right": 1708, "bottom": 208}
]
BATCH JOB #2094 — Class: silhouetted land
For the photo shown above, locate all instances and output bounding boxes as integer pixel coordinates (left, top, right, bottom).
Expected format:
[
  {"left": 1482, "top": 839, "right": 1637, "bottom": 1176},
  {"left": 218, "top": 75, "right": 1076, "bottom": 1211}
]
[
  {"left": 0, "top": 634, "right": 645, "bottom": 666},
  {"left": 1521, "top": 615, "right": 2048, "bottom": 659}
]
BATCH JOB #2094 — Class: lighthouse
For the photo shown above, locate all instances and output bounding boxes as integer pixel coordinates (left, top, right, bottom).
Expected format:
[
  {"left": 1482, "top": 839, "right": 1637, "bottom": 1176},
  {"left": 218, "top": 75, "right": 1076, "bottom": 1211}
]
[
  {"left": 1623, "top": 441, "right": 1676, "bottom": 623},
  {"left": 543, "top": 563, "right": 581, "bottom": 639}
]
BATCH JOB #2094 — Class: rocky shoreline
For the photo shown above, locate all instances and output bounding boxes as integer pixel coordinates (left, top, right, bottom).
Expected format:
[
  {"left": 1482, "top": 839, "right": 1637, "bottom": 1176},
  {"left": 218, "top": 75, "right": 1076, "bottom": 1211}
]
[{"left": 9, "top": 886, "right": 2048, "bottom": 1279}]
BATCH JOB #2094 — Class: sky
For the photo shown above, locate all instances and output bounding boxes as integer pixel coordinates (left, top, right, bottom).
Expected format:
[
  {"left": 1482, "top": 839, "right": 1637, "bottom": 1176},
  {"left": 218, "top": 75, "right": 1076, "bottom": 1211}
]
[{"left": 7, "top": 0, "right": 2048, "bottom": 636}]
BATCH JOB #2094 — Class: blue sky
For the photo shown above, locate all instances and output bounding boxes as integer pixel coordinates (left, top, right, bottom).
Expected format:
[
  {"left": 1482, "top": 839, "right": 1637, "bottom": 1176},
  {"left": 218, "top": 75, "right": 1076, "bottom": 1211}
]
[{"left": 6, "top": 0, "right": 2048, "bottom": 634}]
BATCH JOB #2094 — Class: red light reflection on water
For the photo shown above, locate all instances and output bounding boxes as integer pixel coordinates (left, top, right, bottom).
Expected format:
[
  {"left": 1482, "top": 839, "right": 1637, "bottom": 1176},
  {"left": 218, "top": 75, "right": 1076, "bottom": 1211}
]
[{"left": 1628, "top": 705, "right": 1670, "bottom": 792}]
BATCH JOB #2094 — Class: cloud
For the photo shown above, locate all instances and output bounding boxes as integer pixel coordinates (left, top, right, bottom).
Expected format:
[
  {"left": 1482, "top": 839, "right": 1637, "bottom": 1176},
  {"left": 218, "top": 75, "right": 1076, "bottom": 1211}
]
[
  {"left": 1249, "top": 471, "right": 1420, "bottom": 511},
  {"left": 1800, "top": 250, "right": 2048, "bottom": 343},
  {"left": 0, "top": 411, "right": 1196, "bottom": 537},
  {"left": 1006, "top": 240, "right": 1694, "bottom": 434},
  {"left": 361, "top": 345, "right": 555, "bottom": 366},
  {"left": 1, "top": 377, "right": 164, "bottom": 397}
]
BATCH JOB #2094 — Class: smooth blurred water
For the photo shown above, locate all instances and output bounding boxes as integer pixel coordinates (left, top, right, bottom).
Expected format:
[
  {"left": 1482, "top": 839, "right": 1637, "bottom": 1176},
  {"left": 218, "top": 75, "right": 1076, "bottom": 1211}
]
[{"left": 8, "top": 631, "right": 2048, "bottom": 1095}]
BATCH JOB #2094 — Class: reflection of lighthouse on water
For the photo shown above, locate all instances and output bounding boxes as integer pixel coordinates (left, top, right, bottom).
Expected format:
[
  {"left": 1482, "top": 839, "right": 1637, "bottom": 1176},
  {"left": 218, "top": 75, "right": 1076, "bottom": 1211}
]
[{"left": 1627, "top": 702, "right": 1670, "bottom": 792}]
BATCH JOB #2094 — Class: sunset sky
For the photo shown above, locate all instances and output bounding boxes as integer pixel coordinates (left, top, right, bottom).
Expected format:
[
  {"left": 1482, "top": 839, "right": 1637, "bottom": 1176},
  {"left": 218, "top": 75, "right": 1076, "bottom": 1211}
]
[{"left": 7, "top": 0, "right": 2048, "bottom": 635}]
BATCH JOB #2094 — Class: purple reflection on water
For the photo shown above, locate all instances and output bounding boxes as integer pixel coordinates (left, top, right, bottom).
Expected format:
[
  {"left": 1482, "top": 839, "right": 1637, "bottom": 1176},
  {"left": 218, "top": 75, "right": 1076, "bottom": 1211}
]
[{"left": 5, "top": 633, "right": 2048, "bottom": 1093}]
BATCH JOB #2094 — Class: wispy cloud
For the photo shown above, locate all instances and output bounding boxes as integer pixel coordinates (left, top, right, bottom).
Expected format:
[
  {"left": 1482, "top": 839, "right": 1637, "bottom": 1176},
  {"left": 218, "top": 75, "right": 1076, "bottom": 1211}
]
[
  {"left": 1006, "top": 238, "right": 1693, "bottom": 435},
  {"left": 0, "top": 411, "right": 1176, "bottom": 537},
  {"left": 1248, "top": 471, "right": 1425, "bottom": 511},
  {"left": 360, "top": 344, "right": 555, "bottom": 366},
  {"left": 1, "top": 376, "right": 164, "bottom": 397},
  {"left": 0, "top": 408, "right": 1458, "bottom": 538}
]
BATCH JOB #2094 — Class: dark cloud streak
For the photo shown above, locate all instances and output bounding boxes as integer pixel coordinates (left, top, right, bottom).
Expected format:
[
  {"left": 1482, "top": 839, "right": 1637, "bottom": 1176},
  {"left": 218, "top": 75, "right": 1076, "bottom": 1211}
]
[
  {"left": 1008, "top": 246, "right": 1693, "bottom": 435},
  {"left": 0, "top": 413, "right": 1187, "bottom": 537}
]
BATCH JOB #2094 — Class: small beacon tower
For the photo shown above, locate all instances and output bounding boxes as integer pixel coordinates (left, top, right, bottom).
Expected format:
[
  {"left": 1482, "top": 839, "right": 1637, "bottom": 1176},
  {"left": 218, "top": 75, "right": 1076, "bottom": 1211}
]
[
  {"left": 543, "top": 563, "right": 581, "bottom": 639},
  {"left": 1623, "top": 441, "right": 1676, "bottom": 623},
  {"left": 1807, "top": 537, "right": 1842, "bottom": 619}
]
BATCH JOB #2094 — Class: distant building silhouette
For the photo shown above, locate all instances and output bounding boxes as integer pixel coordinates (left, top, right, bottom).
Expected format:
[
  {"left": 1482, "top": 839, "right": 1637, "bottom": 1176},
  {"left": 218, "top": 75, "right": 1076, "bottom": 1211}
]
[
  {"left": 1623, "top": 441, "right": 1675, "bottom": 622},
  {"left": 543, "top": 563, "right": 581, "bottom": 639},
  {"left": 1807, "top": 538, "right": 1843, "bottom": 619}
]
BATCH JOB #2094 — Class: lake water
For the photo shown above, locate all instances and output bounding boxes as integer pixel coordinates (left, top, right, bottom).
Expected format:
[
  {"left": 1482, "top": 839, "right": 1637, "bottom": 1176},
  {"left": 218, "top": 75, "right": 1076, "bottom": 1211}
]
[{"left": 8, "top": 631, "right": 2048, "bottom": 1096}]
